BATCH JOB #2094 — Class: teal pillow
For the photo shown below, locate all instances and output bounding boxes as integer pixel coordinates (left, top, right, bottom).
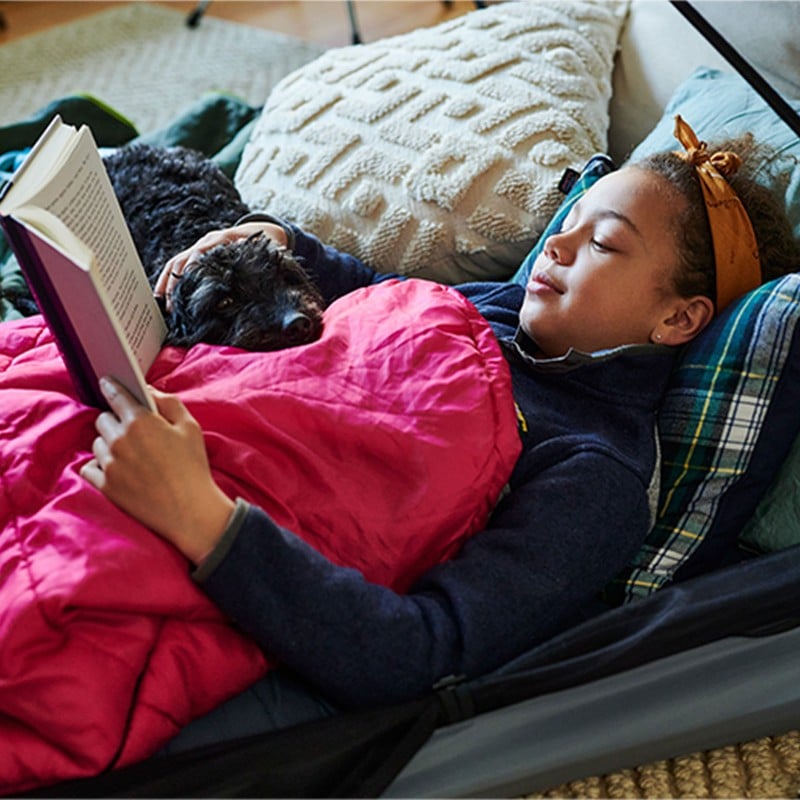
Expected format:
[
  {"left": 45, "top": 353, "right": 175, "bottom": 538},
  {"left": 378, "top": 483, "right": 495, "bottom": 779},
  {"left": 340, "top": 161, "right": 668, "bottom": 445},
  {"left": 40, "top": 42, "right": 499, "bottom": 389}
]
[
  {"left": 511, "top": 124, "right": 800, "bottom": 602},
  {"left": 601, "top": 65, "right": 800, "bottom": 601},
  {"left": 628, "top": 67, "right": 800, "bottom": 241}
]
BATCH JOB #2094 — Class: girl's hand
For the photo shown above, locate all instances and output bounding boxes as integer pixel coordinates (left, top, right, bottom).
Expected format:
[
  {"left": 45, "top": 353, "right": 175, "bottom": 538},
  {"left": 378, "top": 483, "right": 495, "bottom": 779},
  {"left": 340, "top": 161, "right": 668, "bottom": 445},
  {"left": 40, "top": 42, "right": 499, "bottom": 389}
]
[
  {"left": 154, "top": 222, "right": 289, "bottom": 311},
  {"left": 80, "top": 378, "right": 235, "bottom": 565}
]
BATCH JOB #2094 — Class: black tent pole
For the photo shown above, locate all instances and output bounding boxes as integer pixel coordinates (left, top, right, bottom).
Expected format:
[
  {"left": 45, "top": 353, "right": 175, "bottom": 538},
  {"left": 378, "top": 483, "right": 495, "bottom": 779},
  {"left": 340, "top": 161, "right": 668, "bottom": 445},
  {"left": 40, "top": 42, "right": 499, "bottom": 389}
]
[{"left": 670, "top": 1, "right": 800, "bottom": 140}]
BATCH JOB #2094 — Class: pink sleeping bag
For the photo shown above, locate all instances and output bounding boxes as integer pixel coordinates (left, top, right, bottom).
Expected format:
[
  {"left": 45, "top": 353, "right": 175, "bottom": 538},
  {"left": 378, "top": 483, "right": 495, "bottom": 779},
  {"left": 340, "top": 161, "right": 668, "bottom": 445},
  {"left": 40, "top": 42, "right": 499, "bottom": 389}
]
[{"left": 0, "top": 278, "right": 520, "bottom": 794}]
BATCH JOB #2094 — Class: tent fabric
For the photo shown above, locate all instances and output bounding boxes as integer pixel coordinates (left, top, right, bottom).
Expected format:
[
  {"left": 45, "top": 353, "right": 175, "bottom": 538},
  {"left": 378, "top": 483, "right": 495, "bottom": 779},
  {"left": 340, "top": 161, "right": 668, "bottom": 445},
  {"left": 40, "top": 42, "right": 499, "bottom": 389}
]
[
  {"left": 18, "top": 2, "right": 800, "bottom": 797},
  {"left": 27, "top": 543, "right": 800, "bottom": 798}
]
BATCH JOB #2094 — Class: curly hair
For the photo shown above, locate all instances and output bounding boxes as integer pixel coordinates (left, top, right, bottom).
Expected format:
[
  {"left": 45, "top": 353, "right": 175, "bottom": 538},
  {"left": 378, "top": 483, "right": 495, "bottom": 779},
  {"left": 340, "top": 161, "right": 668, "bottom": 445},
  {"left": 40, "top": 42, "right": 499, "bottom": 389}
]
[{"left": 631, "top": 135, "right": 800, "bottom": 306}]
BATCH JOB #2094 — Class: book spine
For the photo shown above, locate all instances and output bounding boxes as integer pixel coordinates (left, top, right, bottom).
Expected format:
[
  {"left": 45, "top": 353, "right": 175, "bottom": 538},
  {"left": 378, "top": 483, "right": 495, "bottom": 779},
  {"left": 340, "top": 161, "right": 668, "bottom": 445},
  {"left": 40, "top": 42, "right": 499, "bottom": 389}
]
[
  {"left": 0, "top": 215, "right": 105, "bottom": 408},
  {"left": 0, "top": 178, "right": 13, "bottom": 204}
]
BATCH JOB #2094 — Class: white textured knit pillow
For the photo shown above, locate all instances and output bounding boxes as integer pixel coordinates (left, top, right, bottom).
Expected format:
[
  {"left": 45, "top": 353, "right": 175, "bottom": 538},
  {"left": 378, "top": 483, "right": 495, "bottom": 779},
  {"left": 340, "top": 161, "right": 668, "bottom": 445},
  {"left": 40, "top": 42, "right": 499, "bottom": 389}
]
[{"left": 235, "top": 1, "right": 627, "bottom": 283}]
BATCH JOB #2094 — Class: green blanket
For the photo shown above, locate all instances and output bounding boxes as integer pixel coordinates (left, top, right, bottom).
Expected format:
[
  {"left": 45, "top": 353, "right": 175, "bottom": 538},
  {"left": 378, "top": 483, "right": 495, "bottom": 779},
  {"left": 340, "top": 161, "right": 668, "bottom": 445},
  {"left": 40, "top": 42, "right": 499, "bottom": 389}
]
[{"left": 0, "top": 93, "right": 260, "bottom": 321}]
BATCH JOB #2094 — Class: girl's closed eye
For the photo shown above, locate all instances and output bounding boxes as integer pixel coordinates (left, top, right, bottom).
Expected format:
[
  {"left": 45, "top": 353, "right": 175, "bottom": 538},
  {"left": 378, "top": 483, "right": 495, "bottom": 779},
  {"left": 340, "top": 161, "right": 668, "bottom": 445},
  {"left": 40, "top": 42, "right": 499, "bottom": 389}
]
[
  {"left": 591, "top": 236, "right": 615, "bottom": 253},
  {"left": 590, "top": 219, "right": 629, "bottom": 254}
]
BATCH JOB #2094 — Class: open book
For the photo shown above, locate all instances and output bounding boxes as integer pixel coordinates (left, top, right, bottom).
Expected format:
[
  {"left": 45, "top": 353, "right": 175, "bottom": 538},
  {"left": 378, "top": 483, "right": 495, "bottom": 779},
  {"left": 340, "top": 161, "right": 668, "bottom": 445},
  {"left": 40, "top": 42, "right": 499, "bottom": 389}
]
[{"left": 0, "top": 116, "right": 166, "bottom": 411}]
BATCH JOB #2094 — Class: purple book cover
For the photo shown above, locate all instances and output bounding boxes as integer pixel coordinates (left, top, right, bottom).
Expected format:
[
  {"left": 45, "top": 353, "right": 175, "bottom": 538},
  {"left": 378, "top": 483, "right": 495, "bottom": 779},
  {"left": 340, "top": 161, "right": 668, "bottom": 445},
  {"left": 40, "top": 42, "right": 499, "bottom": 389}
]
[{"left": 0, "top": 215, "right": 105, "bottom": 407}]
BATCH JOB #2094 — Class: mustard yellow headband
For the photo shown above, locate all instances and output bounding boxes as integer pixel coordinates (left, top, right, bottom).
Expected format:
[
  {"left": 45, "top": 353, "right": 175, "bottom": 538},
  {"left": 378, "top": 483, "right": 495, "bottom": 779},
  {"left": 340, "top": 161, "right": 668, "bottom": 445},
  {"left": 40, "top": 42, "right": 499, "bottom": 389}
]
[{"left": 673, "top": 115, "right": 761, "bottom": 312}]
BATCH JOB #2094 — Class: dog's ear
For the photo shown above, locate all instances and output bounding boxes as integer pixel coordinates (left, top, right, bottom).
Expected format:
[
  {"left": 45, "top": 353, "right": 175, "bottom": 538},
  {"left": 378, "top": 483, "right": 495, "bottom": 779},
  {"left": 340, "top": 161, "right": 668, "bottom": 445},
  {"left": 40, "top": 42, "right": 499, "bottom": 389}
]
[
  {"left": 163, "top": 328, "right": 192, "bottom": 348},
  {"left": 162, "top": 301, "right": 197, "bottom": 348}
]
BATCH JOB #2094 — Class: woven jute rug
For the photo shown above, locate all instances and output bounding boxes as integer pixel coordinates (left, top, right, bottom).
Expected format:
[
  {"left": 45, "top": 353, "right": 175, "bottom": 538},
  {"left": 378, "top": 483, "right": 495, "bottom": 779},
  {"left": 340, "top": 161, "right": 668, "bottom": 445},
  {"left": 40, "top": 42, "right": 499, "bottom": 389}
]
[
  {"left": 0, "top": 2, "right": 325, "bottom": 129},
  {"left": 528, "top": 730, "right": 800, "bottom": 799}
]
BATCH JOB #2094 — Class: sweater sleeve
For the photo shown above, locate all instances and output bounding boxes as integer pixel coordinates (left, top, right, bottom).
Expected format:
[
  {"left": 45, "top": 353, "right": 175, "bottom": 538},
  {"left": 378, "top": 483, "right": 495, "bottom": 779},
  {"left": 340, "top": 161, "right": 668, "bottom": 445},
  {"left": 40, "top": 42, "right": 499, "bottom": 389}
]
[
  {"left": 236, "top": 212, "right": 400, "bottom": 303},
  {"left": 194, "top": 449, "right": 652, "bottom": 708},
  {"left": 288, "top": 225, "right": 401, "bottom": 304}
]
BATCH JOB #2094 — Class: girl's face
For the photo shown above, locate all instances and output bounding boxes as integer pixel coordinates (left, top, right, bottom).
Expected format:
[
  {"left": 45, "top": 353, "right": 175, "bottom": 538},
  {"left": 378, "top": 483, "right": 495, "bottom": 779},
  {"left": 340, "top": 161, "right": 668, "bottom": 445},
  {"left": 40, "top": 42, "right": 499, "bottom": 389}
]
[{"left": 519, "top": 167, "right": 689, "bottom": 358}]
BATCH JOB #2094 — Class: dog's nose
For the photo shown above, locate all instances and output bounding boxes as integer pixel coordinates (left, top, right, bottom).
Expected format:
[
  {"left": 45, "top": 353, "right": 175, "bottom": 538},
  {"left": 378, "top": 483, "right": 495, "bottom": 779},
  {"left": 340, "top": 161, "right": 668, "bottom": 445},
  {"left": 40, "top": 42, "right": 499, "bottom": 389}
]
[{"left": 282, "top": 310, "right": 314, "bottom": 344}]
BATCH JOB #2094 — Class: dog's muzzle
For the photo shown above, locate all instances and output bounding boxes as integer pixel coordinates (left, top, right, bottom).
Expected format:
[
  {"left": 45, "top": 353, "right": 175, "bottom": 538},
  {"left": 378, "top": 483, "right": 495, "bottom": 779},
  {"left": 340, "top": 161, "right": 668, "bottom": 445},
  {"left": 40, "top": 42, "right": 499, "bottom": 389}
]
[{"left": 282, "top": 310, "right": 316, "bottom": 346}]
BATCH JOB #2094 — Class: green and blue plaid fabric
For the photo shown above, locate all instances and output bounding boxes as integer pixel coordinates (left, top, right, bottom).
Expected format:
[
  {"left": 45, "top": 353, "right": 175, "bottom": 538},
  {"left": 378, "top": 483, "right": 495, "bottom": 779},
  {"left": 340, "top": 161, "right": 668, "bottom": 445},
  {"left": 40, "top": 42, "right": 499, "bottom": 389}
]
[{"left": 607, "top": 273, "right": 800, "bottom": 603}]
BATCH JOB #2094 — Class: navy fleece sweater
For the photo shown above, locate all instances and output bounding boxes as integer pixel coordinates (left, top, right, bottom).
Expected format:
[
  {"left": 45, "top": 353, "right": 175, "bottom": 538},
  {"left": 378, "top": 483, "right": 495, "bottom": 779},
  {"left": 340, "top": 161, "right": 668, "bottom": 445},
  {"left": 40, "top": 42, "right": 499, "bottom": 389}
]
[{"left": 194, "top": 228, "right": 677, "bottom": 707}]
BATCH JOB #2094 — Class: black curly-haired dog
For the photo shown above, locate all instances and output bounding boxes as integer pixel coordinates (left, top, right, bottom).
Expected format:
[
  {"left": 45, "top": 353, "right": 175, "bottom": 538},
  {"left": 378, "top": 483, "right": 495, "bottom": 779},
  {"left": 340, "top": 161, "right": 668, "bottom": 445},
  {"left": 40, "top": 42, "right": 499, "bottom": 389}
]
[{"left": 102, "top": 143, "right": 324, "bottom": 351}]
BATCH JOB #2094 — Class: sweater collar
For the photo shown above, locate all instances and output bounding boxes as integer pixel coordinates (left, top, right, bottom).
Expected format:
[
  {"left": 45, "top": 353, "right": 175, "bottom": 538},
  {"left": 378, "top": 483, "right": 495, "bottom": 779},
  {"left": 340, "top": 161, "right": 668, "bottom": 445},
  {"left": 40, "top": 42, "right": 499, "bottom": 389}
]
[{"left": 503, "top": 327, "right": 675, "bottom": 375}]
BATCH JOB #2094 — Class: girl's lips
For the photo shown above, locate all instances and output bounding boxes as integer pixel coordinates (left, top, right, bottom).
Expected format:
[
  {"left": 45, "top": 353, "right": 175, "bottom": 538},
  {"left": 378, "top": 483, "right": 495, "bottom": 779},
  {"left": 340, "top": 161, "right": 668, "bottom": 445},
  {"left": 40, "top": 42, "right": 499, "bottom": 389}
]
[{"left": 527, "top": 270, "right": 564, "bottom": 295}]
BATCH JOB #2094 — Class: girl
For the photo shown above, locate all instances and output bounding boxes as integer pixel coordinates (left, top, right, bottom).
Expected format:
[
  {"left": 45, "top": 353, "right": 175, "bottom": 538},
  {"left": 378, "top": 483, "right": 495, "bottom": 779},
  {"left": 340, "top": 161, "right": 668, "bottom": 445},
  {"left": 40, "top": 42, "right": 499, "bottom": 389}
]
[{"left": 82, "top": 118, "right": 800, "bottom": 739}]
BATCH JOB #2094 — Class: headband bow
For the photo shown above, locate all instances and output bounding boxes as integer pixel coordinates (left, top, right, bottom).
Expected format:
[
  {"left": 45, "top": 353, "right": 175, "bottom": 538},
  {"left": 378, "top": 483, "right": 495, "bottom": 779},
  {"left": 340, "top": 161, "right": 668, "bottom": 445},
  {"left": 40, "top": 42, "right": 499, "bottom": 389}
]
[{"left": 673, "top": 115, "right": 761, "bottom": 311}]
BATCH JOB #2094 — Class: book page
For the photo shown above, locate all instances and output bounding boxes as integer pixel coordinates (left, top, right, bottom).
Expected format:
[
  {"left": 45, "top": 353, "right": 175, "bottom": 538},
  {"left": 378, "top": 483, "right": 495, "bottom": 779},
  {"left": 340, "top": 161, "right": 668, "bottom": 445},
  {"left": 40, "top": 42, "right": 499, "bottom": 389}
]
[
  {"left": 0, "top": 117, "right": 78, "bottom": 208},
  {"left": 12, "top": 123, "right": 166, "bottom": 375}
]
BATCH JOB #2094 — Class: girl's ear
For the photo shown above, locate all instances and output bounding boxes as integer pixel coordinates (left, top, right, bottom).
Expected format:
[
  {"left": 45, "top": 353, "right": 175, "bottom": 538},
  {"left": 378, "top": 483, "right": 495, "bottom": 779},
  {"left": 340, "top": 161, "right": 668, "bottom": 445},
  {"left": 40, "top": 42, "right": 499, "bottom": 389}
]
[{"left": 651, "top": 295, "right": 715, "bottom": 346}]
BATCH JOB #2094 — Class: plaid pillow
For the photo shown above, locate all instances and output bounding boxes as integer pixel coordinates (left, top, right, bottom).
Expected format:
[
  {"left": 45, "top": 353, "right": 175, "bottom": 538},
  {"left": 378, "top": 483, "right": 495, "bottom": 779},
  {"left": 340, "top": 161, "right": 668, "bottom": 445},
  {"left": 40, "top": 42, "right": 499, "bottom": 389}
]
[{"left": 606, "top": 273, "right": 800, "bottom": 603}]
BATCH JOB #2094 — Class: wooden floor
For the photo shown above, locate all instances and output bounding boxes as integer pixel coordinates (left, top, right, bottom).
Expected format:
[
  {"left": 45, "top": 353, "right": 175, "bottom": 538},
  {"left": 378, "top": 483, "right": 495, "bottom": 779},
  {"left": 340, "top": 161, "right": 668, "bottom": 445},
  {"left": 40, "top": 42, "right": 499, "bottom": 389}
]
[{"left": 0, "top": 1, "right": 476, "bottom": 47}]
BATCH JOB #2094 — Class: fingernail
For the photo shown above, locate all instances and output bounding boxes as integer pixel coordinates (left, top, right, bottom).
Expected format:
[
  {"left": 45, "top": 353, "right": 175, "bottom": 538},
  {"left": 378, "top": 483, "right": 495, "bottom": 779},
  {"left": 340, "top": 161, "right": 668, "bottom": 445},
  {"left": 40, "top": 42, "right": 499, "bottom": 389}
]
[{"left": 99, "top": 377, "right": 117, "bottom": 396}]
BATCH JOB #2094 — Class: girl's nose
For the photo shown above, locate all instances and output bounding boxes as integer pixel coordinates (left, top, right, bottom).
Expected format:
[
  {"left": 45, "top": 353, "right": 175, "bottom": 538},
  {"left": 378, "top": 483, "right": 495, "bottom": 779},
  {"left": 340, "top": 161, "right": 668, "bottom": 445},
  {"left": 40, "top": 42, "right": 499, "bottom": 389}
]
[{"left": 543, "top": 229, "right": 574, "bottom": 266}]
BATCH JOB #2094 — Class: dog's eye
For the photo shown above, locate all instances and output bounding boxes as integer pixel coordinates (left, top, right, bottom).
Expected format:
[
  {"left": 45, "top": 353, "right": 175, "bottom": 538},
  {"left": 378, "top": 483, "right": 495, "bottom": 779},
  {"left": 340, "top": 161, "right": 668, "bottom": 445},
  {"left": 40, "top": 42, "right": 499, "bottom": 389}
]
[{"left": 216, "top": 296, "right": 234, "bottom": 311}]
